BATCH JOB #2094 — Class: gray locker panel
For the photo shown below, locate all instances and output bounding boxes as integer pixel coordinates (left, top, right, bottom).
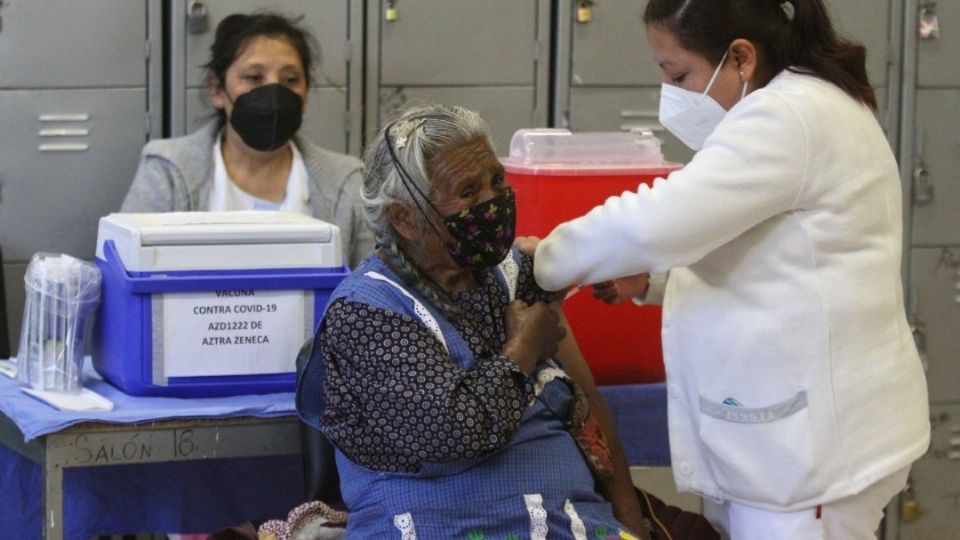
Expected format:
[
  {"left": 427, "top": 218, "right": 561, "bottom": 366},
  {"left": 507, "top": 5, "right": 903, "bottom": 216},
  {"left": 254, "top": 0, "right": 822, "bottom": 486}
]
[
  {"left": 375, "top": 87, "right": 538, "bottom": 157},
  {"left": 897, "top": 404, "right": 960, "bottom": 540},
  {"left": 2, "top": 263, "right": 27, "bottom": 357},
  {"left": 0, "top": 89, "right": 145, "bottom": 261},
  {"left": 376, "top": 0, "right": 540, "bottom": 86},
  {"left": 569, "top": 0, "right": 659, "bottom": 87},
  {"left": 0, "top": 0, "right": 147, "bottom": 88},
  {"left": 185, "top": 87, "right": 350, "bottom": 154},
  {"left": 874, "top": 86, "right": 894, "bottom": 142},
  {"left": 568, "top": 86, "right": 694, "bottom": 165},
  {"left": 181, "top": 0, "right": 351, "bottom": 88},
  {"left": 918, "top": 0, "right": 960, "bottom": 87},
  {"left": 827, "top": 0, "right": 891, "bottom": 90},
  {"left": 910, "top": 248, "right": 960, "bottom": 403},
  {"left": 911, "top": 89, "right": 960, "bottom": 245}
]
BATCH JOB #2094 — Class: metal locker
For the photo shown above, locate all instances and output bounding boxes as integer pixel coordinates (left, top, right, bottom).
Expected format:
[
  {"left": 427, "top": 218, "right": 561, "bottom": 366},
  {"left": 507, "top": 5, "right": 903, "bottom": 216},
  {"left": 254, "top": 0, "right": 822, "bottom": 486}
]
[
  {"left": 568, "top": 87, "right": 692, "bottom": 164},
  {"left": 896, "top": 404, "right": 960, "bottom": 540},
  {"left": 375, "top": 0, "right": 541, "bottom": 86},
  {"left": 894, "top": 1, "right": 960, "bottom": 537},
  {"left": 827, "top": 0, "right": 901, "bottom": 144},
  {"left": 0, "top": 0, "right": 147, "bottom": 88},
  {"left": 827, "top": 0, "right": 893, "bottom": 91},
  {"left": 909, "top": 248, "right": 960, "bottom": 403},
  {"left": 169, "top": 0, "right": 363, "bottom": 155},
  {"left": 0, "top": 89, "right": 147, "bottom": 261},
  {"left": 0, "top": 1, "right": 158, "bottom": 354},
  {"left": 554, "top": 0, "right": 691, "bottom": 164},
  {"left": 376, "top": 86, "right": 536, "bottom": 155},
  {"left": 918, "top": 0, "right": 960, "bottom": 87},
  {"left": 366, "top": 0, "right": 550, "bottom": 152},
  {"left": 556, "top": 0, "right": 899, "bottom": 162},
  {"left": 911, "top": 89, "right": 960, "bottom": 245},
  {"left": 569, "top": 0, "right": 655, "bottom": 87}
]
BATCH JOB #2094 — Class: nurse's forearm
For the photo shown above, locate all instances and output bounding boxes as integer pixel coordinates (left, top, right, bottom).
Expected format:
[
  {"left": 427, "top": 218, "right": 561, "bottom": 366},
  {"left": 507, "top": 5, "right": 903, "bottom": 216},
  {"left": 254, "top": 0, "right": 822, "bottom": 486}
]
[{"left": 533, "top": 186, "right": 668, "bottom": 292}]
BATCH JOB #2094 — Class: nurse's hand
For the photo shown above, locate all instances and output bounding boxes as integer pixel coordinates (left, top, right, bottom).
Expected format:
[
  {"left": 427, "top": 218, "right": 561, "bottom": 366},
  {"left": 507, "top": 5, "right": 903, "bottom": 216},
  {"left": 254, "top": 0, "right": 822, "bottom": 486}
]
[
  {"left": 514, "top": 235, "right": 541, "bottom": 257},
  {"left": 592, "top": 274, "right": 650, "bottom": 305}
]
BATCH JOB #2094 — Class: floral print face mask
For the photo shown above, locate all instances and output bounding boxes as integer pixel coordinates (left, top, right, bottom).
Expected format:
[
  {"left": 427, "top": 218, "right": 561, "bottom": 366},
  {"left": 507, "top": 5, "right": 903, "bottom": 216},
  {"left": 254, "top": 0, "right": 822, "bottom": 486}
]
[{"left": 442, "top": 188, "right": 516, "bottom": 271}]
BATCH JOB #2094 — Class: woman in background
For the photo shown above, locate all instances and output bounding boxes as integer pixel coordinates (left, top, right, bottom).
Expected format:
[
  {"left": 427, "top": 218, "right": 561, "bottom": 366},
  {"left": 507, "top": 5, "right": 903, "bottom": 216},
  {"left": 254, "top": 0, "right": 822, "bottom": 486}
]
[{"left": 121, "top": 12, "right": 373, "bottom": 267}]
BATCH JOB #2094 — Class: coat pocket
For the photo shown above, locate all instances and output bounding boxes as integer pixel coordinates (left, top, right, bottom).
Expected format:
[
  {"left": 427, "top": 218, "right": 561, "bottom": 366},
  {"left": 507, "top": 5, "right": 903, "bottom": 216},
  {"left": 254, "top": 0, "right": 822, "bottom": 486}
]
[{"left": 697, "top": 391, "right": 824, "bottom": 506}]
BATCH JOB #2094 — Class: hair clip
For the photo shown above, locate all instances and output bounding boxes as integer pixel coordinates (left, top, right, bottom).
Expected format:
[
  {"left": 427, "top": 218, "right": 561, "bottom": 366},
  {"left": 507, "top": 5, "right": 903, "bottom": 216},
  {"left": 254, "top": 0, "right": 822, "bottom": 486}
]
[
  {"left": 391, "top": 118, "right": 426, "bottom": 150},
  {"left": 780, "top": 1, "right": 795, "bottom": 22}
]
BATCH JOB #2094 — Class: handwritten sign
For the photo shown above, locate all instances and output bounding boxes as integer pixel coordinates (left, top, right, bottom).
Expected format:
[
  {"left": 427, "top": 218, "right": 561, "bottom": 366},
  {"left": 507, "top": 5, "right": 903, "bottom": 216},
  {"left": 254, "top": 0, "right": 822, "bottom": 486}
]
[{"left": 161, "top": 289, "right": 305, "bottom": 378}]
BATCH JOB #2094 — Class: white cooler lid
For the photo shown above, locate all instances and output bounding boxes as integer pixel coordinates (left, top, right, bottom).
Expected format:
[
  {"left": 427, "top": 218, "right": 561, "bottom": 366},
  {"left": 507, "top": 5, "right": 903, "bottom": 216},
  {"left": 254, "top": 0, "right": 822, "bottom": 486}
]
[
  {"left": 103, "top": 211, "right": 333, "bottom": 245},
  {"left": 96, "top": 211, "right": 343, "bottom": 271}
]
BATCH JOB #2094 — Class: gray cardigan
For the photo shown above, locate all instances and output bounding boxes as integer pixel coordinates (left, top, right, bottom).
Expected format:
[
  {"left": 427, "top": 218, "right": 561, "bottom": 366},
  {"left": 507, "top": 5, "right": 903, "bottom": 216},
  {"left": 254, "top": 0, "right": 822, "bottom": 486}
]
[{"left": 121, "top": 121, "right": 375, "bottom": 268}]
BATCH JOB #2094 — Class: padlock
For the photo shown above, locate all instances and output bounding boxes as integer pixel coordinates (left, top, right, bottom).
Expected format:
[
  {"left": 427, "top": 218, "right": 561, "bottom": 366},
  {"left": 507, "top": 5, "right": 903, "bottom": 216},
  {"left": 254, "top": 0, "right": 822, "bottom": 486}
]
[
  {"left": 577, "top": 1, "right": 594, "bottom": 23},
  {"left": 919, "top": 3, "right": 940, "bottom": 40},
  {"left": 385, "top": 2, "right": 399, "bottom": 22},
  {"left": 188, "top": 0, "right": 209, "bottom": 34},
  {"left": 900, "top": 498, "right": 921, "bottom": 522},
  {"left": 577, "top": 6, "right": 593, "bottom": 23}
]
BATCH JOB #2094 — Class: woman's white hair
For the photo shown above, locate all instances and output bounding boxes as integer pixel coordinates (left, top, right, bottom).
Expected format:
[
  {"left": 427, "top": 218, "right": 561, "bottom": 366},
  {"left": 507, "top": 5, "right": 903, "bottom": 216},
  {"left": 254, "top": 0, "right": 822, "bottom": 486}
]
[
  {"left": 361, "top": 104, "right": 491, "bottom": 316},
  {"left": 362, "top": 103, "right": 489, "bottom": 241}
]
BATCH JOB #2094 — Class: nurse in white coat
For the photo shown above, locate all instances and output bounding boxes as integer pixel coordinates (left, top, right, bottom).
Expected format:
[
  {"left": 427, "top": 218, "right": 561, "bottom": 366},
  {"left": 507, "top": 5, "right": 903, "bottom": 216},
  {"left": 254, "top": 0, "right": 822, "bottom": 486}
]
[{"left": 532, "top": 0, "right": 930, "bottom": 538}]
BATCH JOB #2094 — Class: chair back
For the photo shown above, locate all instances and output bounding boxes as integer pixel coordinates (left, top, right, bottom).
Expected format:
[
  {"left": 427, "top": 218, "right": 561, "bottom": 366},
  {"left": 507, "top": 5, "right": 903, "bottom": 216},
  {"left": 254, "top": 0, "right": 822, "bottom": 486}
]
[{"left": 296, "top": 337, "right": 342, "bottom": 504}]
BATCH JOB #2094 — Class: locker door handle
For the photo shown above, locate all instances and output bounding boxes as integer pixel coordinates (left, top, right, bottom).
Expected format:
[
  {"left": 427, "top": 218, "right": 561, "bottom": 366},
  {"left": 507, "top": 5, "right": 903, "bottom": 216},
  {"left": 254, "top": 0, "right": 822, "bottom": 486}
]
[
  {"left": 621, "top": 110, "right": 658, "bottom": 119},
  {"left": 912, "top": 166, "right": 934, "bottom": 205},
  {"left": 620, "top": 124, "right": 665, "bottom": 133}
]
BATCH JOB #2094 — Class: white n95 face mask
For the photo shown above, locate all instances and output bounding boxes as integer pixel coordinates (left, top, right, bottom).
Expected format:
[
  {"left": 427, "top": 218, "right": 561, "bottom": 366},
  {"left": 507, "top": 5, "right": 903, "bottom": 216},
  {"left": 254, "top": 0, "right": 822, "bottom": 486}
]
[{"left": 658, "top": 50, "right": 731, "bottom": 151}]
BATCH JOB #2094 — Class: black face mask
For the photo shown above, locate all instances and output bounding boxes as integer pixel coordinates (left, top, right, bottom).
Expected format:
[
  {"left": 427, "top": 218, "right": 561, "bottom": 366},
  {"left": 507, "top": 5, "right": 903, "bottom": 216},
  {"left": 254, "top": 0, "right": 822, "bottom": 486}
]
[{"left": 227, "top": 84, "right": 303, "bottom": 151}]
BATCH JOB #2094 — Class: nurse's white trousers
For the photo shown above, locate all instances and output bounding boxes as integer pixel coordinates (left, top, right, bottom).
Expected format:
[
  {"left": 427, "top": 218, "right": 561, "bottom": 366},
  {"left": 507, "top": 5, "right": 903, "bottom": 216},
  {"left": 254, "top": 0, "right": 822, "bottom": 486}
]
[{"left": 703, "top": 466, "right": 910, "bottom": 540}]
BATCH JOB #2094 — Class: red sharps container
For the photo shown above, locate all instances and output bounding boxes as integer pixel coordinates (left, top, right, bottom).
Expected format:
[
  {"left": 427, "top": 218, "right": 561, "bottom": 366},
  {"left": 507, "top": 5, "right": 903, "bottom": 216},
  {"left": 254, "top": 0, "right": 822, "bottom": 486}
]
[{"left": 502, "top": 129, "right": 682, "bottom": 384}]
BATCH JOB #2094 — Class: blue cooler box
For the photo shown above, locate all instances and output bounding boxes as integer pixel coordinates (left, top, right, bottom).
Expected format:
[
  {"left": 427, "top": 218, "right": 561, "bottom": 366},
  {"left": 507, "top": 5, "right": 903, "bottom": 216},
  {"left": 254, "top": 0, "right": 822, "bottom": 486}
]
[{"left": 93, "top": 211, "right": 349, "bottom": 397}]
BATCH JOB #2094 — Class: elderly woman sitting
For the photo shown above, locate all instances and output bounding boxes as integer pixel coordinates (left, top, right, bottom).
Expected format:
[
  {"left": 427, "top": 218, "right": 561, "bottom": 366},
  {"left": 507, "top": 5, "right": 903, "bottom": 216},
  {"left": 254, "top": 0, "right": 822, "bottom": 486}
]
[{"left": 296, "top": 104, "right": 651, "bottom": 539}]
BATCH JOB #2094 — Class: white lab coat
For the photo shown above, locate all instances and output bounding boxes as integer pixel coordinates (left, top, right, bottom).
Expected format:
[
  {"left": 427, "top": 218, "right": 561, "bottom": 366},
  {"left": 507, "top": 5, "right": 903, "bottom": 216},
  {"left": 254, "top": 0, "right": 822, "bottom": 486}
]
[{"left": 534, "top": 70, "right": 930, "bottom": 511}]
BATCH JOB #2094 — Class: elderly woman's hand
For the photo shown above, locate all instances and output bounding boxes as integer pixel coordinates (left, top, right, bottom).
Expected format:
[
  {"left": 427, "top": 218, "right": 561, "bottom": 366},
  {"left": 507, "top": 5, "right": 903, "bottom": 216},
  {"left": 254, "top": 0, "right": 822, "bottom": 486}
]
[{"left": 502, "top": 300, "right": 566, "bottom": 375}]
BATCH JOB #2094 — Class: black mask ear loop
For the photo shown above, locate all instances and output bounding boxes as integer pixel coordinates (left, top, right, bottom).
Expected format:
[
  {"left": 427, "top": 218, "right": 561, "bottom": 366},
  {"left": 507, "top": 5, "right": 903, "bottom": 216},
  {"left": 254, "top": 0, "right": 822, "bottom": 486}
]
[{"left": 383, "top": 122, "right": 460, "bottom": 253}]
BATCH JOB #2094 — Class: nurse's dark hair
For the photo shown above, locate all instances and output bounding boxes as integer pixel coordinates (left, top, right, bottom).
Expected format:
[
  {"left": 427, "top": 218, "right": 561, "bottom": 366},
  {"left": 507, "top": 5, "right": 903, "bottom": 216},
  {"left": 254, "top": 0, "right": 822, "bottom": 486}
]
[
  {"left": 644, "top": 0, "right": 876, "bottom": 111},
  {"left": 204, "top": 12, "right": 317, "bottom": 126}
]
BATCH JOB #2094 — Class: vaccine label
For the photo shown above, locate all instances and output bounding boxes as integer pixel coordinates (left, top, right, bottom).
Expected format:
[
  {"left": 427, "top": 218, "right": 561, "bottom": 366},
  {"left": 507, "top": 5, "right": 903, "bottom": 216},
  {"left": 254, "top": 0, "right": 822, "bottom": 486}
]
[{"left": 160, "top": 289, "right": 306, "bottom": 378}]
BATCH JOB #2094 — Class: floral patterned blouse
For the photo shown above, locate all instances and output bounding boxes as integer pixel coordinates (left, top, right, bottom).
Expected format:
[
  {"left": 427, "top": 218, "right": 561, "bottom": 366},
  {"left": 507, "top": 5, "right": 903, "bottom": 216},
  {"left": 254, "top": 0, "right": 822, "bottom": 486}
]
[{"left": 318, "top": 253, "right": 557, "bottom": 473}]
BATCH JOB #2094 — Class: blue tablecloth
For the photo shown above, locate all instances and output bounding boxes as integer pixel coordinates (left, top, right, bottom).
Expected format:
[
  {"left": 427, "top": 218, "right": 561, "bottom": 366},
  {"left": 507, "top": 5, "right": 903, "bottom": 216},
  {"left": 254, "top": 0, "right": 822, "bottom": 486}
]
[
  {"left": 0, "top": 364, "right": 304, "bottom": 539},
  {"left": 0, "top": 362, "right": 297, "bottom": 442},
  {"left": 0, "top": 362, "right": 668, "bottom": 539}
]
